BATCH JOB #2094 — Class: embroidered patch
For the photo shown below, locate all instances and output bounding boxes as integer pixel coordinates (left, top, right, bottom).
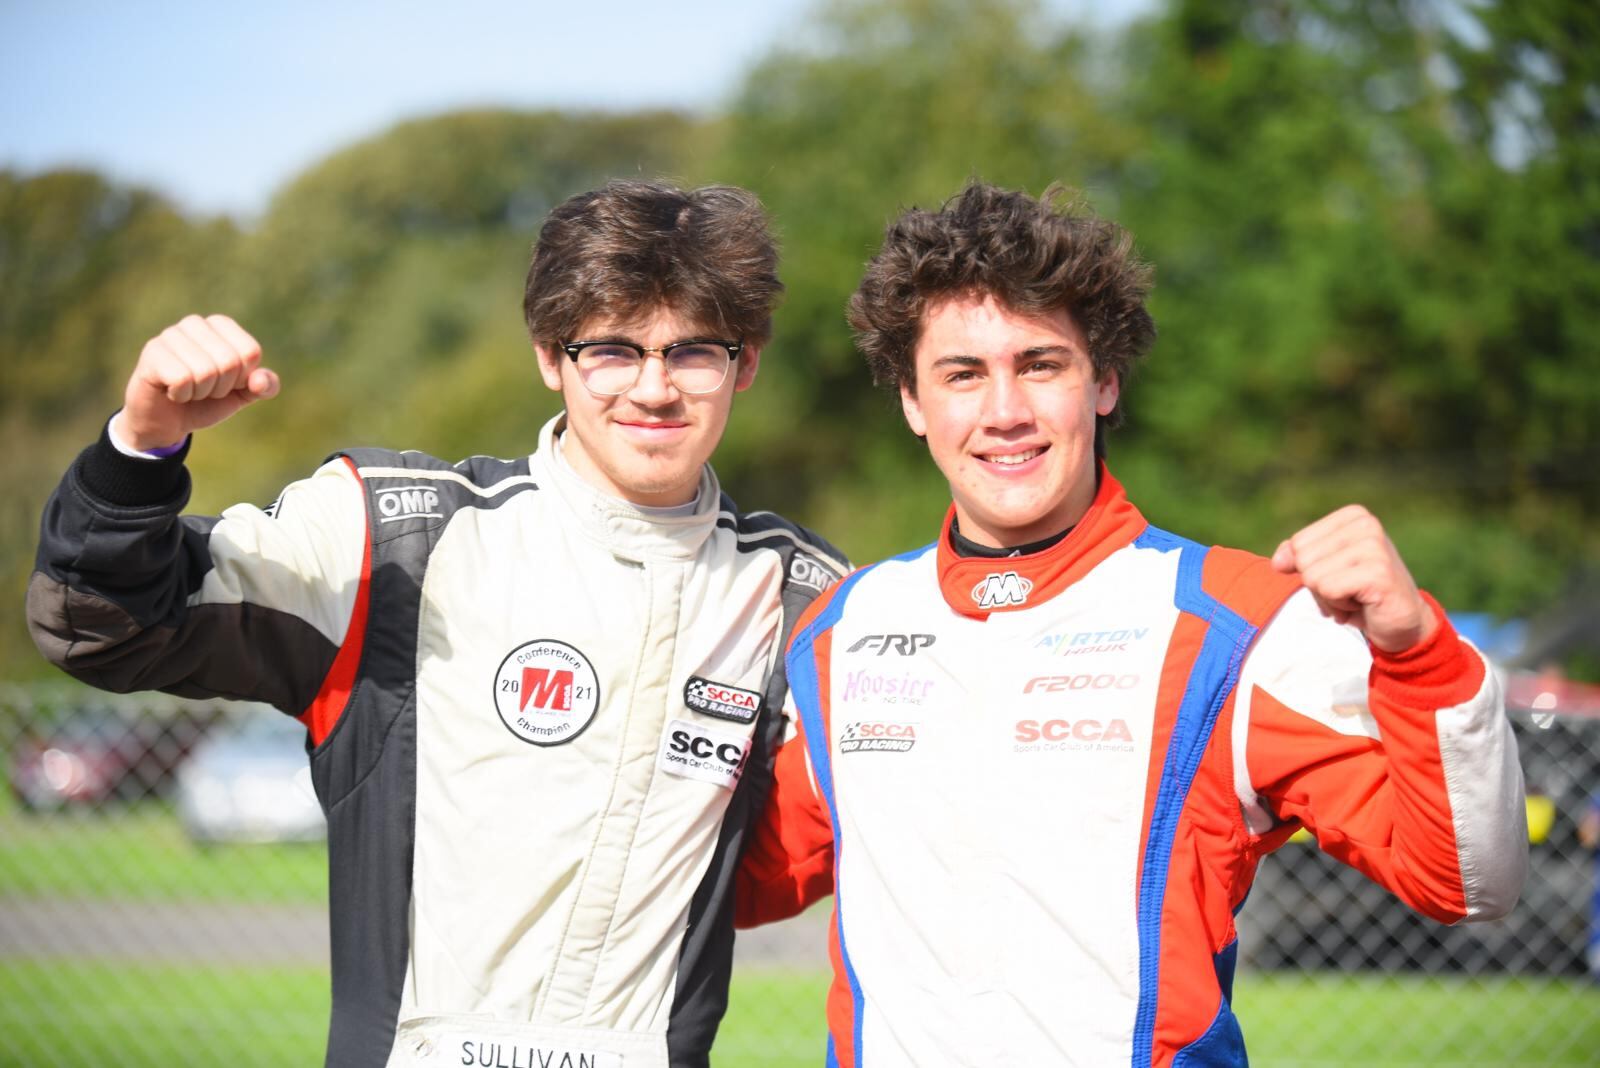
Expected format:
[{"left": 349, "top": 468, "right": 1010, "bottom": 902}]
[
  {"left": 373, "top": 484, "right": 444, "bottom": 525},
  {"left": 657, "top": 719, "right": 751, "bottom": 790},
  {"left": 838, "top": 720, "right": 917, "bottom": 754},
  {"left": 492, "top": 639, "right": 600, "bottom": 747},
  {"left": 683, "top": 675, "right": 762, "bottom": 725},
  {"left": 971, "top": 570, "right": 1033, "bottom": 609}
]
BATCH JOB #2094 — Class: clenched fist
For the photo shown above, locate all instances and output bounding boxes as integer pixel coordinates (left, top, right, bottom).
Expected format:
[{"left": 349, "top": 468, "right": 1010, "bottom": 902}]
[
  {"left": 1270, "top": 504, "right": 1438, "bottom": 654},
  {"left": 114, "top": 314, "right": 279, "bottom": 452}
]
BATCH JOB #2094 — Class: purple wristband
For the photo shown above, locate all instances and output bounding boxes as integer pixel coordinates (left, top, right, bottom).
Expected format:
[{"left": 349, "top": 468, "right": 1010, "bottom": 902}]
[{"left": 145, "top": 436, "right": 190, "bottom": 458}]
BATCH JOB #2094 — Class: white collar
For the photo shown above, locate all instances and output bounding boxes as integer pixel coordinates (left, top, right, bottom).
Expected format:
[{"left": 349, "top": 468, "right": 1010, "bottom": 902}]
[{"left": 530, "top": 412, "right": 722, "bottom": 563}]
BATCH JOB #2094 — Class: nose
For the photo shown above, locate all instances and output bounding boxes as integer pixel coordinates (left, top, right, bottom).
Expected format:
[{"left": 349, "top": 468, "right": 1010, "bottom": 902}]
[
  {"left": 980, "top": 369, "right": 1031, "bottom": 432},
  {"left": 626, "top": 351, "right": 679, "bottom": 406}
]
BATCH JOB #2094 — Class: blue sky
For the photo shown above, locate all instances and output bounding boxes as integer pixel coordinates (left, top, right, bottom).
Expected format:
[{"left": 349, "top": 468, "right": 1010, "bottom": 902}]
[{"left": 1, "top": 0, "right": 1147, "bottom": 219}]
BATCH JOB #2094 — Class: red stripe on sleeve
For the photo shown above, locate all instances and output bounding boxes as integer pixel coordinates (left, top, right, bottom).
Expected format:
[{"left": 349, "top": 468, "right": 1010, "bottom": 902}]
[{"left": 298, "top": 458, "right": 372, "bottom": 747}]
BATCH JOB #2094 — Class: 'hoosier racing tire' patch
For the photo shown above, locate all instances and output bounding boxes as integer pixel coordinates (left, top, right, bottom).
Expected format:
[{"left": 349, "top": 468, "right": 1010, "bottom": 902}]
[{"left": 683, "top": 675, "right": 762, "bottom": 724}]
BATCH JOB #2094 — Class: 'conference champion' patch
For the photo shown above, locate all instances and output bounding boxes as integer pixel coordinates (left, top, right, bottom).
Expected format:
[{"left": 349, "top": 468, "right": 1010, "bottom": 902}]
[{"left": 493, "top": 640, "right": 600, "bottom": 746}]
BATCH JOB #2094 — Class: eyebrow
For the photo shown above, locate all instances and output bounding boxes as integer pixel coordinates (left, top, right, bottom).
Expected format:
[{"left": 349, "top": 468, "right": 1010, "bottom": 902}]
[
  {"left": 569, "top": 332, "right": 726, "bottom": 346},
  {"left": 1015, "top": 344, "right": 1076, "bottom": 360},
  {"left": 928, "top": 344, "right": 1077, "bottom": 370},
  {"left": 928, "top": 354, "right": 986, "bottom": 371}
]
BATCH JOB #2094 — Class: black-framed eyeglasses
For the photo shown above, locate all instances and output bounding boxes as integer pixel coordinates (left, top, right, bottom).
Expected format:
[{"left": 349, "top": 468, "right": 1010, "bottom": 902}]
[{"left": 559, "top": 339, "right": 744, "bottom": 396}]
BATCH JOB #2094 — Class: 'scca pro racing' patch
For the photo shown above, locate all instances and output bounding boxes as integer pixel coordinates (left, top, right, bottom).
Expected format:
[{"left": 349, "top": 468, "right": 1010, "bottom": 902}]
[{"left": 683, "top": 675, "right": 762, "bottom": 725}]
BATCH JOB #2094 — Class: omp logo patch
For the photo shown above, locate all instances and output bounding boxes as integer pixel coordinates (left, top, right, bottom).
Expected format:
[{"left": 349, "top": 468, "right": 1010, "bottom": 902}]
[
  {"left": 846, "top": 633, "right": 936, "bottom": 656},
  {"left": 1014, "top": 717, "right": 1137, "bottom": 753},
  {"left": 658, "top": 719, "right": 751, "bottom": 790},
  {"left": 375, "top": 485, "right": 442, "bottom": 524},
  {"left": 839, "top": 721, "right": 917, "bottom": 754},
  {"left": 788, "top": 554, "right": 837, "bottom": 594},
  {"left": 493, "top": 640, "right": 600, "bottom": 746},
  {"left": 684, "top": 675, "right": 762, "bottom": 725},
  {"left": 971, "top": 571, "right": 1033, "bottom": 609}
]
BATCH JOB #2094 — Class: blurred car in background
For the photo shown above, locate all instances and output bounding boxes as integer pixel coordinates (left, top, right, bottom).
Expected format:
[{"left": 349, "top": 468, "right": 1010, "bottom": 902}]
[
  {"left": 176, "top": 709, "right": 325, "bottom": 844},
  {"left": 9, "top": 708, "right": 215, "bottom": 810}
]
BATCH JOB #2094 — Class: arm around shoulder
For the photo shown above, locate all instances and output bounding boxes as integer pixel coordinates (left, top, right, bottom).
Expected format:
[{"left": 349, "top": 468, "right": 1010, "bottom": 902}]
[{"left": 735, "top": 725, "right": 836, "bottom": 928}]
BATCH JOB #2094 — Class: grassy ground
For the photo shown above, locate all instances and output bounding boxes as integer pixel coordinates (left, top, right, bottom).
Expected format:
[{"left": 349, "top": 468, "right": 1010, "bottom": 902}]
[
  {"left": 0, "top": 960, "right": 331, "bottom": 1066},
  {"left": 3, "top": 804, "right": 1597, "bottom": 1065},
  {"left": 0, "top": 961, "right": 1596, "bottom": 1067},
  {"left": 0, "top": 802, "right": 326, "bottom": 904},
  {"left": 1234, "top": 971, "right": 1600, "bottom": 1067},
  {"left": 719, "top": 969, "right": 831, "bottom": 1067}
]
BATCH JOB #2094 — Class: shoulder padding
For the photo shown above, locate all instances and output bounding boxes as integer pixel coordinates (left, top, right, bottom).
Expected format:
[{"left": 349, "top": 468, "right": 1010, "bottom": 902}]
[
  {"left": 1200, "top": 546, "right": 1302, "bottom": 629},
  {"left": 331, "top": 448, "right": 533, "bottom": 486},
  {"left": 326, "top": 448, "right": 539, "bottom": 546},
  {"left": 717, "top": 494, "right": 850, "bottom": 598}
]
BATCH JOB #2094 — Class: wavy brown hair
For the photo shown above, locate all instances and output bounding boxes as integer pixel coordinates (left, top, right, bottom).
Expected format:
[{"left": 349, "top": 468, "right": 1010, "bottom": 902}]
[
  {"left": 848, "top": 181, "right": 1155, "bottom": 429},
  {"left": 523, "top": 180, "right": 782, "bottom": 347}
]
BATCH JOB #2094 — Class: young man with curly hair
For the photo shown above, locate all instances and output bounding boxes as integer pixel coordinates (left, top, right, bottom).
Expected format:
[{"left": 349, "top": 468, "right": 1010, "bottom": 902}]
[
  {"left": 737, "top": 181, "right": 1527, "bottom": 1066},
  {"left": 28, "top": 180, "right": 845, "bottom": 1068}
]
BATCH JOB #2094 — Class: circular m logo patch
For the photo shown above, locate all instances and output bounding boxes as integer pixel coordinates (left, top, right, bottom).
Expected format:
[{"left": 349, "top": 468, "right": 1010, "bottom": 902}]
[{"left": 493, "top": 639, "right": 600, "bottom": 746}]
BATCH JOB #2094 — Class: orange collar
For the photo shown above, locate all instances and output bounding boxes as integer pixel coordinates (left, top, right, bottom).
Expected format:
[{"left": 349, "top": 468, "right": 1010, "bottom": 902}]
[{"left": 935, "top": 465, "right": 1148, "bottom": 619}]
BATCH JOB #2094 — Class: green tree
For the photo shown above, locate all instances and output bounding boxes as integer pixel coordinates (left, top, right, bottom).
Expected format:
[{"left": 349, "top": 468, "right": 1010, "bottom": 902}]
[
  {"left": 0, "top": 171, "right": 235, "bottom": 679},
  {"left": 1107, "top": 0, "right": 1600, "bottom": 615},
  {"left": 708, "top": 0, "right": 1134, "bottom": 557},
  {"left": 197, "top": 108, "right": 704, "bottom": 511},
  {"left": 3, "top": 109, "right": 705, "bottom": 680},
  {"left": 709, "top": 0, "right": 1597, "bottom": 627}
]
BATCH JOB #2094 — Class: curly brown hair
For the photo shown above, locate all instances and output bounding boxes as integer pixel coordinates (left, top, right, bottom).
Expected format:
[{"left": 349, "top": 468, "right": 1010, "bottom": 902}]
[
  {"left": 847, "top": 181, "right": 1155, "bottom": 428},
  {"left": 523, "top": 180, "right": 783, "bottom": 347}
]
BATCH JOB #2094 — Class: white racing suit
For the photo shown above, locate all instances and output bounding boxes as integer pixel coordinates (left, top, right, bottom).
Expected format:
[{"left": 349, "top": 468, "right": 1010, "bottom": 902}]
[
  {"left": 29, "top": 413, "right": 845, "bottom": 1068},
  {"left": 737, "top": 467, "right": 1526, "bottom": 1067}
]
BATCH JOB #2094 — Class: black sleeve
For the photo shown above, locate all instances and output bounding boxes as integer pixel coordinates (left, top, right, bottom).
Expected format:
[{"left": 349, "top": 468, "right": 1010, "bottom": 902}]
[{"left": 25, "top": 422, "right": 351, "bottom": 713}]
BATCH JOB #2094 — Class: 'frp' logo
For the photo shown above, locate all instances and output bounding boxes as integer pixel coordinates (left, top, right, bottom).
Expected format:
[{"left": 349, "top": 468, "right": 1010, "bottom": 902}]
[
  {"left": 971, "top": 571, "right": 1033, "bottom": 609},
  {"left": 846, "top": 634, "right": 936, "bottom": 656}
]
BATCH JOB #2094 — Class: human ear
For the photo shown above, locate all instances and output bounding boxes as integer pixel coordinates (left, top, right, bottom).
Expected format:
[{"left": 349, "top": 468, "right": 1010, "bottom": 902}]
[
  {"left": 535, "top": 344, "right": 565, "bottom": 393},
  {"left": 900, "top": 381, "right": 928, "bottom": 437},
  {"left": 1094, "top": 370, "right": 1120, "bottom": 417},
  {"left": 732, "top": 346, "right": 761, "bottom": 392}
]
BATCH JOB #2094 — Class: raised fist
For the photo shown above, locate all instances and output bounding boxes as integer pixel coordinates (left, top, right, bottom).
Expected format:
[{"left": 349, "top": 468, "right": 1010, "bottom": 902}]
[
  {"left": 1270, "top": 504, "right": 1438, "bottom": 654},
  {"left": 115, "top": 314, "right": 279, "bottom": 451}
]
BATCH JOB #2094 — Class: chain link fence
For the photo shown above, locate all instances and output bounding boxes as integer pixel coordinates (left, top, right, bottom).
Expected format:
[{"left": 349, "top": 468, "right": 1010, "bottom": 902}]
[{"left": 2, "top": 683, "right": 1596, "bottom": 1066}]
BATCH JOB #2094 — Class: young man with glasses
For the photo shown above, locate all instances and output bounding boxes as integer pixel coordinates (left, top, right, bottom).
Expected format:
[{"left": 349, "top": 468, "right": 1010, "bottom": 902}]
[
  {"left": 736, "top": 181, "right": 1527, "bottom": 1066},
  {"left": 27, "top": 180, "right": 845, "bottom": 1068}
]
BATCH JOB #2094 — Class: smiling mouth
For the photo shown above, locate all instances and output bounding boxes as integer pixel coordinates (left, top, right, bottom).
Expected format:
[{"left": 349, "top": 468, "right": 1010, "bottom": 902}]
[{"left": 980, "top": 446, "right": 1046, "bottom": 466}]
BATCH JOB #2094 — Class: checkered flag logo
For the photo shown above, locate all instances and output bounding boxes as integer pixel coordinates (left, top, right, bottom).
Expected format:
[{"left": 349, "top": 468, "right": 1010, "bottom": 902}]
[{"left": 682, "top": 675, "right": 760, "bottom": 724}]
